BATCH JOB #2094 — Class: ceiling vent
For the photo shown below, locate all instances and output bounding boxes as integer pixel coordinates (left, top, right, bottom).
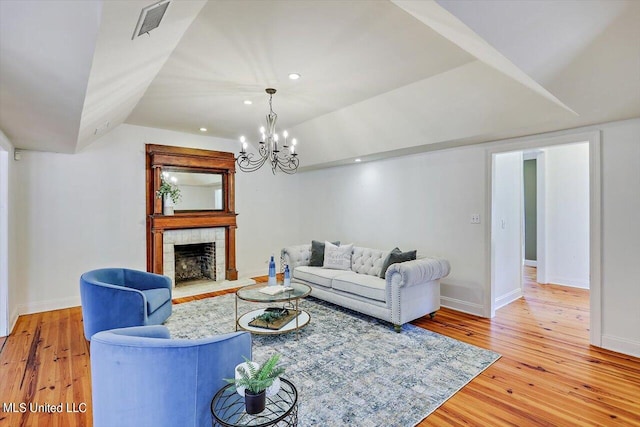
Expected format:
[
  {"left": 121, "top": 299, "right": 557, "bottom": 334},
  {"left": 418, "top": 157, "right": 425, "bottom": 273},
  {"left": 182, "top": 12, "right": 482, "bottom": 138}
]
[{"left": 132, "top": 0, "right": 170, "bottom": 40}]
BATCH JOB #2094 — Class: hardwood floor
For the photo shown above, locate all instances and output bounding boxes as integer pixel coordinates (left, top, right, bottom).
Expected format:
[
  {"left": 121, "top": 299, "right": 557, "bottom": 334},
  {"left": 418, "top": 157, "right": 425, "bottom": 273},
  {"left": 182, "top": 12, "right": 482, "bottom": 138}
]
[{"left": 1, "top": 268, "right": 639, "bottom": 426}]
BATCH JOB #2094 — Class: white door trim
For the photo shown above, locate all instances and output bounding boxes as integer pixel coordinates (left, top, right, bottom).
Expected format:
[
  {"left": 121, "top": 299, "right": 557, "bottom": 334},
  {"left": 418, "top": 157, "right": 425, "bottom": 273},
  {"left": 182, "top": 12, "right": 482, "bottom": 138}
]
[
  {"left": 535, "top": 151, "right": 547, "bottom": 284},
  {"left": 486, "top": 130, "right": 601, "bottom": 347}
]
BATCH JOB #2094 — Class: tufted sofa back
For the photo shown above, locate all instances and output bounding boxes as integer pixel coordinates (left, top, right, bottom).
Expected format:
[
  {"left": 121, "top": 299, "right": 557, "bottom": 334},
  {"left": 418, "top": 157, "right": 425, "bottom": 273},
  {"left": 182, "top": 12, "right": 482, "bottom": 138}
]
[
  {"left": 351, "top": 246, "right": 390, "bottom": 277},
  {"left": 282, "top": 244, "right": 392, "bottom": 277}
]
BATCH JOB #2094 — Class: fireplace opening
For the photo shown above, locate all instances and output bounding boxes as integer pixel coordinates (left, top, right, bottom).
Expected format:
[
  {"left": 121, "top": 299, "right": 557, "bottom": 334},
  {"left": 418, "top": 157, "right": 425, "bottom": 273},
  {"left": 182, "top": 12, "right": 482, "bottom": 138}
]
[{"left": 174, "top": 242, "right": 216, "bottom": 285}]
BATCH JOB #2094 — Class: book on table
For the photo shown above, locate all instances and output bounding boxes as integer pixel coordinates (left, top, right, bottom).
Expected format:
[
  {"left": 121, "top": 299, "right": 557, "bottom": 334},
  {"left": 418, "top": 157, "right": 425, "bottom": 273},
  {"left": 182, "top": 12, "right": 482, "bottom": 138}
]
[{"left": 259, "top": 285, "right": 294, "bottom": 295}]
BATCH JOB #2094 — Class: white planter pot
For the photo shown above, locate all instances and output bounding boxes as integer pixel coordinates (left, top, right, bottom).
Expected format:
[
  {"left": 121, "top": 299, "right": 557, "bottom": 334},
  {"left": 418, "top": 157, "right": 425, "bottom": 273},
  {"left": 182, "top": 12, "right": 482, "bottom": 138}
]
[
  {"left": 234, "top": 362, "right": 280, "bottom": 398},
  {"left": 163, "top": 198, "right": 174, "bottom": 215}
]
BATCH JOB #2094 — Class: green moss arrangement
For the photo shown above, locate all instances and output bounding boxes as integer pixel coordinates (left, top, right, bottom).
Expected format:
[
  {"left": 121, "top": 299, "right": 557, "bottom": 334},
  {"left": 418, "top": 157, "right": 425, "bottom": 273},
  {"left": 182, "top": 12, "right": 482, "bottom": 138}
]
[{"left": 253, "top": 309, "right": 287, "bottom": 325}]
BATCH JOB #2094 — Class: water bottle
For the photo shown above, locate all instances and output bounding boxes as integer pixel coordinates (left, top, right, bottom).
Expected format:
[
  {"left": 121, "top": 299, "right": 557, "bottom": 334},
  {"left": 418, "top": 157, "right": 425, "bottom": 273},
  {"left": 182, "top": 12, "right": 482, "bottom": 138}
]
[
  {"left": 283, "top": 265, "right": 291, "bottom": 287},
  {"left": 268, "top": 255, "right": 276, "bottom": 286}
]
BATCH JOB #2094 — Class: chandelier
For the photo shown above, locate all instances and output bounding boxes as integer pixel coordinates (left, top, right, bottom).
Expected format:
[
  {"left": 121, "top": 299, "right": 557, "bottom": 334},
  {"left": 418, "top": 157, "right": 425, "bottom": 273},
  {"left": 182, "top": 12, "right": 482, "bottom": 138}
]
[{"left": 236, "top": 88, "right": 299, "bottom": 174}]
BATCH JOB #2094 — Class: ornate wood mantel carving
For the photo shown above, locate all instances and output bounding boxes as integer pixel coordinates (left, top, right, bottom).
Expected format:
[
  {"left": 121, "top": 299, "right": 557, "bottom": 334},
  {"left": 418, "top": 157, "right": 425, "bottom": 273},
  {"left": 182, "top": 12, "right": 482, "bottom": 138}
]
[{"left": 146, "top": 144, "right": 238, "bottom": 280}]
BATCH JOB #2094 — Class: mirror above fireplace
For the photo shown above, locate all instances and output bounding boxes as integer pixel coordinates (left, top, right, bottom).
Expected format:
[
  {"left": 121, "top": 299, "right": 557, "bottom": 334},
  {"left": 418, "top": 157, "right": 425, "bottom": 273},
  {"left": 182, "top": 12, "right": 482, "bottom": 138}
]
[{"left": 163, "top": 170, "right": 224, "bottom": 211}]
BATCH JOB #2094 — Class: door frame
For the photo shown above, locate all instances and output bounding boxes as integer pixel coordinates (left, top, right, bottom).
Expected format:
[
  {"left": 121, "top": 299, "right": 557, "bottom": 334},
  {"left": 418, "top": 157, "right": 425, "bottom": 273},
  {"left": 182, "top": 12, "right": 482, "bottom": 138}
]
[{"left": 486, "top": 130, "right": 601, "bottom": 346}]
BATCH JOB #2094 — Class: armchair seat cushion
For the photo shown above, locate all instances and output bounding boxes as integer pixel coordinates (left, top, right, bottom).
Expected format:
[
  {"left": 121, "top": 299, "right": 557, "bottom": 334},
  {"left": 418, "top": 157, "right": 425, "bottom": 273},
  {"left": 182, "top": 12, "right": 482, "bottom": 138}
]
[
  {"left": 332, "top": 273, "right": 386, "bottom": 302},
  {"left": 141, "top": 288, "right": 171, "bottom": 314}
]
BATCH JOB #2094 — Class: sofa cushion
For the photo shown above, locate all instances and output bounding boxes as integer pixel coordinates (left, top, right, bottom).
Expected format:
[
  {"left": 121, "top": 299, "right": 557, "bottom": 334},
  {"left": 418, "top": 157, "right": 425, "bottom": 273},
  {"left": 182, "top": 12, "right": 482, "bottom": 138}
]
[
  {"left": 141, "top": 288, "right": 171, "bottom": 314},
  {"left": 309, "top": 240, "right": 340, "bottom": 266},
  {"left": 379, "top": 248, "right": 417, "bottom": 279},
  {"left": 332, "top": 273, "right": 387, "bottom": 303},
  {"left": 294, "top": 266, "right": 356, "bottom": 288},
  {"left": 351, "top": 246, "right": 389, "bottom": 277},
  {"left": 323, "top": 242, "right": 353, "bottom": 270}
]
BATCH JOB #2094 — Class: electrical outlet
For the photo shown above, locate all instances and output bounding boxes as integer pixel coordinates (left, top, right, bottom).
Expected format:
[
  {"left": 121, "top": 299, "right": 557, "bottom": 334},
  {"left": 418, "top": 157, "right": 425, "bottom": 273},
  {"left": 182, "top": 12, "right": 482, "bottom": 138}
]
[{"left": 471, "top": 214, "right": 481, "bottom": 224}]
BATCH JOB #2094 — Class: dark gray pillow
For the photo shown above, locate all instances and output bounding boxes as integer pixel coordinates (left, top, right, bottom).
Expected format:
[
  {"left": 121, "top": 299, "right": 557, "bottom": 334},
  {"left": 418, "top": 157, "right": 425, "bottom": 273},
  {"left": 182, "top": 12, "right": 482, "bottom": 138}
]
[
  {"left": 379, "top": 248, "right": 417, "bottom": 279},
  {"left": 309, "top": 240, "right": 340, "bottom": 266}
]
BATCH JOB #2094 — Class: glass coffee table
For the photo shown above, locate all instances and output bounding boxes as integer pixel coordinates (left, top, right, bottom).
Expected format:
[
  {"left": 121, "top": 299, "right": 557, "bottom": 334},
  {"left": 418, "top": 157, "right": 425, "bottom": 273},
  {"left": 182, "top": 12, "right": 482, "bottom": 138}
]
[{"left": 235, "top": 282, "right": 311, "bottom": 338}]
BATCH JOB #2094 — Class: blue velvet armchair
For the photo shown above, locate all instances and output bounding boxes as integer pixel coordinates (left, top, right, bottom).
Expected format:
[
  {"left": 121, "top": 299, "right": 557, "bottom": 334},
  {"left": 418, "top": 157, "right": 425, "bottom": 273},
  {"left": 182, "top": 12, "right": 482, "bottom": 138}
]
[
  {"left": 90, "top": 326, "right": 252, "bottom": 427},
  {"left": 80, "top": 268, "right": 172, "bottom": 340}
]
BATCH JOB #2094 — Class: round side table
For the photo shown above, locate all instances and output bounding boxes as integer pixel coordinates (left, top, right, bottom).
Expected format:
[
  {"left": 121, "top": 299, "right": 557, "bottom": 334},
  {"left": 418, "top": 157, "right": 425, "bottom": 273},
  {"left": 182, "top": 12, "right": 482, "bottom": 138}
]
[{"left": 211, "top": 378, "right": 298, "bottom": 427}]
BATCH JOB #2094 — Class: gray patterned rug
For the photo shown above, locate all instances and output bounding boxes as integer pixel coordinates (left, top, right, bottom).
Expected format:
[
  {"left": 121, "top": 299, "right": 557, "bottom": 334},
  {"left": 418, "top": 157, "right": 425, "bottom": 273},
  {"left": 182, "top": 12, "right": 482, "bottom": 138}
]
[{"left": 164, "top": 294, "right": 500, "bottom": 426}]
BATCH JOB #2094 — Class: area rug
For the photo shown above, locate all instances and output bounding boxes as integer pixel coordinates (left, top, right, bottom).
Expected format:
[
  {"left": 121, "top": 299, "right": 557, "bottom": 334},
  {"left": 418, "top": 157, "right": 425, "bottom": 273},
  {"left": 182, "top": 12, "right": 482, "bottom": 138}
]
[{"left": 164, "top": 294, "right": 500, "bottom": 426}]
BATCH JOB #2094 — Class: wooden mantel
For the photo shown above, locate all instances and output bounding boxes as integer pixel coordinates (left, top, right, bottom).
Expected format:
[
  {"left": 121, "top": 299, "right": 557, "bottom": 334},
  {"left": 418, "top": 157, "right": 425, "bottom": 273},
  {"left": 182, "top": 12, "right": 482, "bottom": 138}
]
[{"left": 146, "top": 144, "right": 238, "bottom": 280}]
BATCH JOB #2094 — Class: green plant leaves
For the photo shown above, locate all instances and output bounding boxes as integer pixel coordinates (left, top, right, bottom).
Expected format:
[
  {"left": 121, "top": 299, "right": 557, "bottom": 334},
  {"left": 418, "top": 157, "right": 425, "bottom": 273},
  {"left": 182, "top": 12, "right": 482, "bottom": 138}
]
[{"left": 223, "top": 354, "right": 285, "bottom": 394}]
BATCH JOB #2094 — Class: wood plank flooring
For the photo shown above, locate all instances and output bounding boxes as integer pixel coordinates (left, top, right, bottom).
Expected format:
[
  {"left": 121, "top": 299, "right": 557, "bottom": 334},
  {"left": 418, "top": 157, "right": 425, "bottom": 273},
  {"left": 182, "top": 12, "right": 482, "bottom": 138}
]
[{"left": 1, "top": 268, "right": 638, "bottom": 426}]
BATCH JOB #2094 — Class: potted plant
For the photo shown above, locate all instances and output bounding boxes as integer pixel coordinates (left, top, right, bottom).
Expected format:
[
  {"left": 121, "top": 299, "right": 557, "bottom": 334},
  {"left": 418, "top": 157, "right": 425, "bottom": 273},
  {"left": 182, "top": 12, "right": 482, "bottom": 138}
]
[
  {"left": 225, "top": 354, "right": 285, "bottom": 415},
  {"left": 156, "top": 174, "right": 181, "bottom": 215}
]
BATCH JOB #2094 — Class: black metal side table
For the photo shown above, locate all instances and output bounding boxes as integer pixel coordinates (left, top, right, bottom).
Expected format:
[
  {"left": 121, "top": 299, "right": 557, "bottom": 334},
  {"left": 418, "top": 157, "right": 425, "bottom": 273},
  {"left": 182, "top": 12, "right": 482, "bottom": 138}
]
[{"left": 211, "top": 378, "right": 298, "bottom": 427}]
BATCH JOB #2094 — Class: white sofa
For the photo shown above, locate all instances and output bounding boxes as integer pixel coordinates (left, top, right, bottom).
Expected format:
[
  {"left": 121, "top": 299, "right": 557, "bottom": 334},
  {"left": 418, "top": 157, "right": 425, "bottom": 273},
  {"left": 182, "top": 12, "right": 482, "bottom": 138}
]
[{"left": 281, "top": 244, "right": 450, "bottom": 331}]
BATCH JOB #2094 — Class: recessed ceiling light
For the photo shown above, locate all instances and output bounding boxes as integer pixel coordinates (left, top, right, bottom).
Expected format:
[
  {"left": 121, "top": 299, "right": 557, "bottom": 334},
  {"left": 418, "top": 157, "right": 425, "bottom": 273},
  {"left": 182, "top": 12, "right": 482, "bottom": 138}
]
[
  {"left": 288, "top": 73, "right": 301, "bottom": 80},
  {"left": 199, "top": 127, "right": 207, "bottom": 132},
  {"left": 244, "top": 100, "right": 252, "bottom": 105},
  {"left": 355, "top": 158, "right": 362, "bottom": 162}
]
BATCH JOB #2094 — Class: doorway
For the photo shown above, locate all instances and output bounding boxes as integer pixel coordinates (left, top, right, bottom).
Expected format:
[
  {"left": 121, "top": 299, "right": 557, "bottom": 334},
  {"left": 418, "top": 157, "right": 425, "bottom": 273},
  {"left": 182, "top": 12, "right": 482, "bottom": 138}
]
[{"left": 488, "top": 131, "right": 602, "bottom": 347}]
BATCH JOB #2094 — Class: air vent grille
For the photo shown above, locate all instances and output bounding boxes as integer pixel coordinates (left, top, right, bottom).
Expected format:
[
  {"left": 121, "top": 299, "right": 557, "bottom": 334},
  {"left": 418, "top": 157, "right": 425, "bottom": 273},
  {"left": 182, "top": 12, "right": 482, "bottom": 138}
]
[{"left": 132, "top": 0, "right": 170, "bottom": 40}]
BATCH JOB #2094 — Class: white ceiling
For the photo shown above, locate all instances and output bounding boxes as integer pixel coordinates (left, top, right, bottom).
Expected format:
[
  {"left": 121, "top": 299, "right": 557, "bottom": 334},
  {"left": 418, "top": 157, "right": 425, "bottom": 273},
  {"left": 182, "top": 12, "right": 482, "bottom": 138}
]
[{"left": 0, "top": 0, "right": 638, "bottom": 169}]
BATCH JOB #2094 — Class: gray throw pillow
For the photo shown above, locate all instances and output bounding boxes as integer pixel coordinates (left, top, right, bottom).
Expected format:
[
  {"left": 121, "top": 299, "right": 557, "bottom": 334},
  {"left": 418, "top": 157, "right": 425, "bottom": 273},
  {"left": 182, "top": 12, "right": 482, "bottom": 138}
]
[
  {"left": 379, "top": 247, "right": 417, "bottom": 279},
  {"left": 309, "top": 240, "right": 340, "bottom": 266}
]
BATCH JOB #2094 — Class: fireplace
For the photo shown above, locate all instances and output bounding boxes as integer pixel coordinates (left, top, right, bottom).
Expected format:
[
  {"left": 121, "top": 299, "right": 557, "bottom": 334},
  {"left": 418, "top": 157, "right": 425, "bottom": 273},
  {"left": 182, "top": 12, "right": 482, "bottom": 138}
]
[
  {"left": 174, "top": 242, "right": 216, "bottom": 284},
  {"left": 163, "top": 227, "right": 225, "bottom": 287}
]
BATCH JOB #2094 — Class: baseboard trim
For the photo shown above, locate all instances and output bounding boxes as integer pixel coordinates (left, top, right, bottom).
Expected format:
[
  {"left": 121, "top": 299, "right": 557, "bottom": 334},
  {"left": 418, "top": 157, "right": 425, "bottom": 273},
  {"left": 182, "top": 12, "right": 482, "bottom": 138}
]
[
  {"left": 524, "top": 260, "right": 537, "bottom": 267},
  {"left": 601, "top": 334, "right": 640, "bottom": 358},
  {"left": 18, "top": 295, "right": 81, "bottom": 316},
  {"left": 9, "top": 306, "right": 19, "bottom": 334},
  {"left": 494, "top": 288, "right": 523, "bottom": 310},
  {"left": 239, "top": 269, "right": 267, "bottom": 281},
  {"left": 440, "top": 296, "right": 485, "bottom": 317},
  {"left": 546, "top": 276, "right": 589, "bottom": 289}
]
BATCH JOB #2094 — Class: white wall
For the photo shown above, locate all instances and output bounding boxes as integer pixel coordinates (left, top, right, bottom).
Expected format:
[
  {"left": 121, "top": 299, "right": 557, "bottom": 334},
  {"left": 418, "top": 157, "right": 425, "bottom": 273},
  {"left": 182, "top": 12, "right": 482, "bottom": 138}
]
[
  {"left": 0, "top": 130, "right": 18, "bottom": 335},
  {"left": 491, "top": 151, "right": 523, "bottom": 309},
  {"left": 543, "top": 143, "right": 590, "bottom": 288},
  {"left": 13, "top": 124, "right": 299, "bottom": 314},
  {"left": 600, "top": 119, "right": 640, "bottom": 356},
  {"left": 235, "top": 161, "right": 304, "bottom": 277}
]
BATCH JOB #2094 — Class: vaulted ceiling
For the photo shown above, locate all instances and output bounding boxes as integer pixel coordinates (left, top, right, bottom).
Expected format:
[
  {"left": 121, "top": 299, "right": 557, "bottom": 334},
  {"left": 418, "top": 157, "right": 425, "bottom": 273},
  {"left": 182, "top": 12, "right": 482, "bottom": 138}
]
[{"left": 1, "top": 0, "right": 638, "bottom": 170}]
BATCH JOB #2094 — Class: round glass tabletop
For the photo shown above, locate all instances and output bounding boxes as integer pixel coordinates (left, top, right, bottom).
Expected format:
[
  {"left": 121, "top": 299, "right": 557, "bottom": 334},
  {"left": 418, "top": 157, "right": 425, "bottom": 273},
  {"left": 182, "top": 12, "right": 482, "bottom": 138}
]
[{"left": 236, "top": 282, "right": 311, "bottom": 303}]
